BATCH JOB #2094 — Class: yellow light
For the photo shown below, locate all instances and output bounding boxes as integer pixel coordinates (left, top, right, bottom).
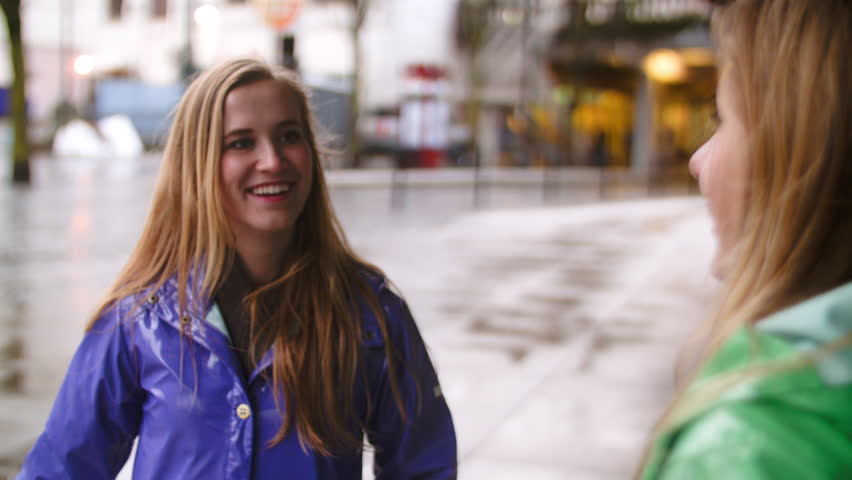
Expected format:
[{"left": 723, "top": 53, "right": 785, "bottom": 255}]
[
  {"left": 73, "top": 54, "right": 95, "bottom": 76},
  {"left": 643, "top": 49, "right": 687, "bottom": 84}
]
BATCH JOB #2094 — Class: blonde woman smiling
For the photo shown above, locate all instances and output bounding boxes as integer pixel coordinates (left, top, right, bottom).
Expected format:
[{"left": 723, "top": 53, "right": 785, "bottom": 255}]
[{"left": 18, "top": 59, "right": 457, "bottom": 479}]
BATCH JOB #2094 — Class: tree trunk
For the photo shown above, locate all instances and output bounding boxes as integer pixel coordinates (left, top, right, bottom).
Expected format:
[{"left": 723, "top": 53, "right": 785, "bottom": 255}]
[
  {"left": 461, "top": 0, "right": 491, "bottom": 168},
  {"left": 1, "top": 0, "right": 30, "bottom": 184},
  {"left": 346, "top": 0, "right": 366, "bottom": 168},
  {"left": 467, "top": 50, "right": 483, "bottom": 161}
]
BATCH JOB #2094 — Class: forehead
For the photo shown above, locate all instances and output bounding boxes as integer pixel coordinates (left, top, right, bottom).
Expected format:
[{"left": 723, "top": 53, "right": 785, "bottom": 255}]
[{"left": 223, "top": 78, "right": 302, "bottom": 129}]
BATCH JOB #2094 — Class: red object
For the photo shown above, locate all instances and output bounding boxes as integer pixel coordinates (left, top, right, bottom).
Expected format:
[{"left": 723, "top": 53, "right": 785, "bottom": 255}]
[
  {"left": 400, "top": 63, "right": 449, "bottom": 167},
  {"left": 253, "top": 0, "right": 303, "bottom": 32},
  {"left": 418, "top": 149, "right": 444, "bottom": 168}
]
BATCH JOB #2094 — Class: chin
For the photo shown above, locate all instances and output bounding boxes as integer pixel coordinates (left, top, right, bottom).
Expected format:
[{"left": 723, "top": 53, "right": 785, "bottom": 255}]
[
  {"left": 246, "top": 222, "right": 295, "bottom": 240},
  {"left": 710, "top": 258, "right": 726, "bottom": 281},
  {"left": 254, "top": 215, "right": 296, "bottom": 231},
  {"left": 710, "top": 249, "right": 735, "bottom": 281}
]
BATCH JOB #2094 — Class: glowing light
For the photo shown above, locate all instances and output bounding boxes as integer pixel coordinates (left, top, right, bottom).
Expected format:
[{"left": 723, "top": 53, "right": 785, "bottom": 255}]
[
  {"left": 643, "top": 49, "right": 687, "bottom": 84},
  {"left": 73, "top": 54, "right": 95, "bottom": 76},
  {"left": 194, "top": 4, "right": 221, "bottom": 26},
  {"left": 253, "top": 0, "right": 303, "bottom": 32}
]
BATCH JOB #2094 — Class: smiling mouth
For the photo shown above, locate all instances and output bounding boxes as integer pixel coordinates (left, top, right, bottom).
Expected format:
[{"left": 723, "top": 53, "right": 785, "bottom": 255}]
[{"left": 248, "top": 183, "right": 291, "bottom": 196}]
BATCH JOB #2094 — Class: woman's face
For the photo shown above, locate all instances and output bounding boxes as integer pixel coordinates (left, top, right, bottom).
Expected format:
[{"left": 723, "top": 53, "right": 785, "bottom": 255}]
[
  {"left": 220, "top": 79, "right": 313, "bottom": 251},
  {"left": 689, "top": 71, "right": 748, "bottom": 279}
]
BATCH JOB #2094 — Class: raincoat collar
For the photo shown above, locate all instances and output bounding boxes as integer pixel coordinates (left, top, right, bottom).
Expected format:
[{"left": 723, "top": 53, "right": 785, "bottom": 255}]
[
  {"left": 145, "top": 274, "right": 215, "bottom": 342},
  {"left": 202, "top": 304, "right": 275, "bottom": 383},
  {"left": 756, "top": 281, "right": 852, "bottom": 384},
  {"left": 145, "top": 266, "right": 392, "bottom": 386},
  {"left": 145, "top": 274, "right": 252, "bottom": 386}
]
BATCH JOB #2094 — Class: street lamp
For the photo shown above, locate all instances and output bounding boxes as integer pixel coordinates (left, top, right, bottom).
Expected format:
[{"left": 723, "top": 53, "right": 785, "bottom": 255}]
[
  {"left": 252, "top": 0, "right": 304, "bottom": 70},
  {"left": 194, "top": 4, "right": 221, "bottom": 26},
  {"left": 642, "top": 49, "right": 687, "bottom": 84},
  {"left": 252, "top": 0, "right": 303, "bottom": 32},
  {"left": 73, "top": 54, "right": 94, "bottom": 76},
  {"left": 188, "top": 3, "right": 224, "bottom": 70}
]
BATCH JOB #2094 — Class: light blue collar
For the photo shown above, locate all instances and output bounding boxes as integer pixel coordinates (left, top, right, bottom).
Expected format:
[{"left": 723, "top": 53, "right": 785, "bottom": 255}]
[
  {"left": 205, "top": 302, "right": 231, "bottom": 341},
  {"left": 757, "top": 281, "right": 852, "bottom": 384}
]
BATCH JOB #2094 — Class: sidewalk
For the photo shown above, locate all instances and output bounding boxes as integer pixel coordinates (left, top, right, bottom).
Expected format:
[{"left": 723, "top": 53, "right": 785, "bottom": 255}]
[
  {"left": 359, "top": 196, "right": 716, "bottom": 478},
  {"left": 0, "top": 156, "right": 712, "bottom": 478}
]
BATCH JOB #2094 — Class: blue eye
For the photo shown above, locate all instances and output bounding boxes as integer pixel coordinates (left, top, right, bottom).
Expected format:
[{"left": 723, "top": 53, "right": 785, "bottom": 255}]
[
  {"left": 281, "top": 129, "right": 303, "bottom": 144},
  {"left": 226, "top": 138, "right": 253, "bottom": 150}
]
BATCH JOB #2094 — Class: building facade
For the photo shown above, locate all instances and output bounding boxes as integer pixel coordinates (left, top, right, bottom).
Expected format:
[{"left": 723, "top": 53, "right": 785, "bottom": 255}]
[
  {"left": 0, "top": 0, "right": 459, "bottom": 146},
  {"left": 1, "top": 0, "right": 715, "bottom": 172}
]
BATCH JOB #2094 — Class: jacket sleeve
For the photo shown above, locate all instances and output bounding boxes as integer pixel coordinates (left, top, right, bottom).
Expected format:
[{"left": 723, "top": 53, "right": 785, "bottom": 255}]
[
  {"left": 17, "top": 304, "right": 144, "bottom": 480},
  {"left": 654, "top": 401, "right": 852, "bottom": 480},
  {"left": 366, "top": 289, "right": 457, "bottom": 480}
]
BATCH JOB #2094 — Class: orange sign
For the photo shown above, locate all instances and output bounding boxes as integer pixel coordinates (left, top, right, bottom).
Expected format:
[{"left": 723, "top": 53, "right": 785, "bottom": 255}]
[{"left": 253, "top": 0, "right": 304, "bottom": 32}]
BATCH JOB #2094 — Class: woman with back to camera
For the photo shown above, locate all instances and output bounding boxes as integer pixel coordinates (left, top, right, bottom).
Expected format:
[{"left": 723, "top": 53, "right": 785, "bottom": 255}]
[
  {"left": 18, "top": 58, "right": 457, "bottom": 479},
  {"left": 640, "top": 0, "right": 852, "bottom": 478}
]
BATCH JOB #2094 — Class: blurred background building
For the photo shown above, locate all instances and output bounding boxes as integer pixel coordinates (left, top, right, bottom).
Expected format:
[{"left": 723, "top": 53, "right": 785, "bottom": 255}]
[{"left": 0, "top": 0, "right": 716, "bottom": 175}]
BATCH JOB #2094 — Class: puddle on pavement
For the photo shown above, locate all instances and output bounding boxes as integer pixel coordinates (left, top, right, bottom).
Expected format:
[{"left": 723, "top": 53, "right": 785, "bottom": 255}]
[
  {"left": 456, "top": 341, "right": 530, "bottom": 363},
  {"left": 591, "top": 331, "right": 654, "bottom": 353},
  {"left": 467, "top": 315, "right": 567, "bottom": 345},
  {"left": 523, "top": 293, "right": 582, "bottom": 308},
  {"left": 439, "top": 303, "right": 469, "bottom": 316},
  {"left": 472, "top": 255, "right": 558, "bottom": 274}
]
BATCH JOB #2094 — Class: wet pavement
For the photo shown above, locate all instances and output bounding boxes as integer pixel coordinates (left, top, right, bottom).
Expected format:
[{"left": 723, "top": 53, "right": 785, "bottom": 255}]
[
  {"left": 359, "top": 196, "right": 716, "bottom": 479},
  {"left": 0, "top": 154, "right": 711, "bottom": 479}
]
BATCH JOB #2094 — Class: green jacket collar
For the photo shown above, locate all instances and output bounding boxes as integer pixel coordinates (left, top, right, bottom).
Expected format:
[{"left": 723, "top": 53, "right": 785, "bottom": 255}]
[
  {"left": 641, "top": 282, "right": 852, "bottom": 480},
  {"left": 756, "top": 281, "right": 852, "bottom": 384}
]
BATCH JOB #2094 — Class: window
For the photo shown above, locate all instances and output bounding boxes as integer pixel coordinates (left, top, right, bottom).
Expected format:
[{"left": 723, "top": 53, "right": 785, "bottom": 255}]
[
  {"left": 109, "top": 0, "right": 123, "bottom": 20},
  {"left": 152, "top": 0, "right": 168, "bottom": 19}
]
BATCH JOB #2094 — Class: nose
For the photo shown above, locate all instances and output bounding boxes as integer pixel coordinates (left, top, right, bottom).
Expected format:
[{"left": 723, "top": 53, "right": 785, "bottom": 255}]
[
  {"left": 256, "top": 138, "right": 285, "bottom": 172},
  {"left": 688, "top": 137, "right": 711, "bottom": 181}
]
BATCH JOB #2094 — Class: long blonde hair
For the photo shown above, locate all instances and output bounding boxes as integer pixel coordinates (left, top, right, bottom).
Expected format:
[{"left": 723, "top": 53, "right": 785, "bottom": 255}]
[
  {"left": 640, "top": 0, "right": 852, "bottom": 471},
  {"left": 701, "top": 0, "right": 852, "bottom": 360},
  {"left": 91, "top": 59, "right": 405, "bottom": 455}
]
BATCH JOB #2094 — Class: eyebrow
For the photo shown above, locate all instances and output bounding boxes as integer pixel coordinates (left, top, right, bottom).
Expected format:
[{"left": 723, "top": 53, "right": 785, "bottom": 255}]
[{"left": 223, "top": 119, "right": 302, "bottom": 139}]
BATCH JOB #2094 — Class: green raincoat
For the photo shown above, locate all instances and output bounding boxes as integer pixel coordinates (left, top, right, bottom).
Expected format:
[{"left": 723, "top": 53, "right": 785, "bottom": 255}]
[{"left": 642, "top": 282, "right": 852, "bottom": 479}]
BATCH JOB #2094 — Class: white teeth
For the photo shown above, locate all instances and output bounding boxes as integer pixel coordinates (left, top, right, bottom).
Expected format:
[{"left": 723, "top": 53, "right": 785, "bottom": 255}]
[{"left": 251, "top": 184, "right": 290, "bottom": 196}]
